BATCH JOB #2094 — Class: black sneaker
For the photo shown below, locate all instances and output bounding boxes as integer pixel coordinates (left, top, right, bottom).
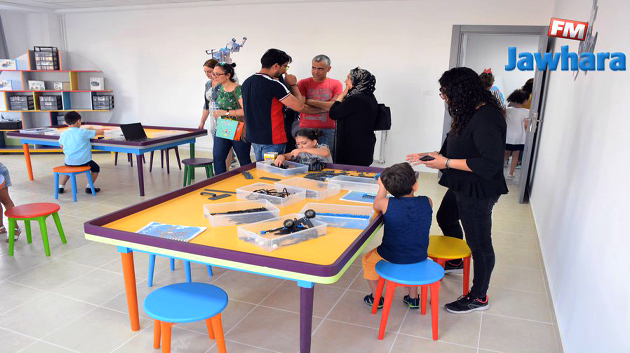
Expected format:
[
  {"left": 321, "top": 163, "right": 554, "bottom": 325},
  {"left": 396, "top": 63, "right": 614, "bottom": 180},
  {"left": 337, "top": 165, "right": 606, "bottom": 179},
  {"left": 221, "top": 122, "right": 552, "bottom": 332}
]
[
  {"left": 86, "top": 187, "right": 101, "bottom": 194},
  {"left": 403, "top": 295, "right": 420, "bottom": 309},
  {"left": 444, "top": 259, "right": 464, "bottom": 274},
  {"left": 445, "top": 294, "right": 489, "bottom": 314},
  {"left": 364, "top": 294, "right": 384, "bottom": 309},
  {"left": 58, "top": 188, "right": 64, "bottom": 194}
]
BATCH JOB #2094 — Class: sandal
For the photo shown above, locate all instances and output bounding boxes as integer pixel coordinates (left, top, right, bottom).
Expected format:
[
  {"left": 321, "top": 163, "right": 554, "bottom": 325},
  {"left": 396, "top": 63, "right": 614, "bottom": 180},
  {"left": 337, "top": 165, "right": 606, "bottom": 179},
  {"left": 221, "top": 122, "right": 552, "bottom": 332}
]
[{"left": 1, "top": 226, "right": 21, "bottom": 243}]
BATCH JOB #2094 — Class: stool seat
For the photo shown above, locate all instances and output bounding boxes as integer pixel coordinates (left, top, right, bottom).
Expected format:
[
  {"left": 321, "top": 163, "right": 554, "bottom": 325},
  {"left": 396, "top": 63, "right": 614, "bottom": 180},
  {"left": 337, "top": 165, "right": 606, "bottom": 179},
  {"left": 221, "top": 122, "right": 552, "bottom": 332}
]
[
  {"left": 5, "top": 203, "right": 60, "bottom": 218},
  {"left": 182, "top": 158, "right": 214, "bottom": 166},
  {"left": 428, "top": 235, "right": 472, "bottom": 259},
  {"left": 144, "top": 283, "right": 228, "bottom": 324},
  {"left": 52, "top": 166, "right": 91, "bottom": 173},
  {"left": 375, "top": 260, "right": 444, "bottom": 286}
]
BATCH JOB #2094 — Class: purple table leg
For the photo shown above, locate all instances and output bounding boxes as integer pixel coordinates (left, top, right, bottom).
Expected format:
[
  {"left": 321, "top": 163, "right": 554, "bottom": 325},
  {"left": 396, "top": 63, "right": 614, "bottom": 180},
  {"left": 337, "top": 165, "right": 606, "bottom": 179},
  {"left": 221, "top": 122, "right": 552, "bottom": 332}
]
[
  {"left": 299, "top": 282, "right": 314, "bottom": 353},
  {"left": 136, "top": 154, "right": 145, "bottom": 196}
]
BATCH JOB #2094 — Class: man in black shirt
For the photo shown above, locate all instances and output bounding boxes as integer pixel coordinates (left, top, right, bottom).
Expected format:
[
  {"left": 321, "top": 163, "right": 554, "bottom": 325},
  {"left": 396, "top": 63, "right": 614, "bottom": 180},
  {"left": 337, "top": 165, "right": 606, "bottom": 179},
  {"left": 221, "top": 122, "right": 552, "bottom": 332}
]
[{"left": 241, "top": 49, "right": 305, "bottom": 161}]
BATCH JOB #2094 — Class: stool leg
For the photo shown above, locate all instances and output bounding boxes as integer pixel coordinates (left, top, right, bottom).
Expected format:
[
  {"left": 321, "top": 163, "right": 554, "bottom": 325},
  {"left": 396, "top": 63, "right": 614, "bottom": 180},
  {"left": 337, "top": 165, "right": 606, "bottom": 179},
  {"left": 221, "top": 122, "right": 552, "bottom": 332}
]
[
  {"left": 166, "top": 149, "right": 170, "bottom": 174},
  {"left": 210, "top": 314, "right": 227, "bottom": 353},
  {"left": 129, "top": 153, "right": 133, "bottom": 167},
  {"left": 148, "top": 254, "right": 156, "bottom": 287},
  {"left": 86, "top": 171, "right": 96, "bottom": 196},
  {"left": 71, "top": 174, "right": 78, "bottom": 202},
  {"left": 463, "top": 256, "right": 471, "bottom": 295},
  {"left": 182, "top": 166, "right": 188, "bottom": 187},
  {"left": 205, "top": 318, "right": 215, "bottom": 339},
  {"left": 208, "top": 163, "right": 214, "bottom": 177},
  {"left": 52, "top": 212, "right": 67, "bottom": 244},
  {"left": 184, "top": 261, "right": 192, "bottom": 282},
  {"left": 149, "top": 151, "right": 154, "bottom": 172},
  {"left": 372, "top": 277, "right": 385, "bottom": 315},
  {"left": 161, "top": 150, "right": 164, "bottom": 168},
  {"left": 115, "top": 152, "right": 118, "bottom": 165},
  {"left": 421, "top": 286, "right": 428, "bottom": 315},
  {"left": 377, "top": 281, "right": 397, "bottom": 340},
  {"left": 174, "top": 147, "right": 181, "bottom": 170},
  {"left": 38, "top": 217, "right": 51, "bottom": 256},
  {"left": 205, "top": 165, "right": 211, "bottom": 178},
  {"left": 161, "top": 322, "right": 173, "bottom": 353},
  {"left": 170, "top": 258, "right": 175, "bottom": 271},
  {"left": 54, "top": 173, "right": 59, "bottom": 199},
  {"left": 153, "top": 320, "right": 161, "bottom": 349},
  {"left": 24, "top": 220, "right": 32, "bottom": 243},
  {"left": 188, "top": 167, "right": 194, "bottom": 185},
  {"left": 431, "top": 281, "right": 440, "bottom": 341},
  {"left": 207, "top": 265, "right": 213, "bottom": 277},
  {"left": 7, "top": 218, "right": 16, "bottom": 256}
]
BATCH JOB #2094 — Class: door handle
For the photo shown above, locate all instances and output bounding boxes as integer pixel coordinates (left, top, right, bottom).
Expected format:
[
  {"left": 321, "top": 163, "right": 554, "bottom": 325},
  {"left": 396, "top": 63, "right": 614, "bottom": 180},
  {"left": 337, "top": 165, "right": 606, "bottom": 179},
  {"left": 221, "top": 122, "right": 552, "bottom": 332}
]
[{"left": 528, "top": 112, "right": 541, "bottom": 133}]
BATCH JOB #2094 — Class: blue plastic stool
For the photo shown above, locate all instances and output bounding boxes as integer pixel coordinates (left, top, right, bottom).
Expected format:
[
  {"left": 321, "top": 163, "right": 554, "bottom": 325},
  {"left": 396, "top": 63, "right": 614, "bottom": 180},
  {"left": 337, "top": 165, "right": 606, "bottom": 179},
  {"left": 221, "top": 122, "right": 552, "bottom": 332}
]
[
  {"left": 53, "top": 165, "right": 95, "bottom": 202},
  {"left": 147, "top": 254, "right": 214, "bottom": 287},
  {"left": 144, "top": 282, "right": 228, "bottom": 353},
  {"left": 372, "top": 259, "right": 444, "bottom": 340}
]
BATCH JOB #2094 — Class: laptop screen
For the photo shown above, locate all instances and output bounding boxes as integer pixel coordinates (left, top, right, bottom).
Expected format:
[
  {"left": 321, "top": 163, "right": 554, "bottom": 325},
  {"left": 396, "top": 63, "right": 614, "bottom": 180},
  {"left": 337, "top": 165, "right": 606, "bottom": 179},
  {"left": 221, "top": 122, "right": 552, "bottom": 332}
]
[{"left": 120, "top": 123, "right": 148, "bottom": 141}]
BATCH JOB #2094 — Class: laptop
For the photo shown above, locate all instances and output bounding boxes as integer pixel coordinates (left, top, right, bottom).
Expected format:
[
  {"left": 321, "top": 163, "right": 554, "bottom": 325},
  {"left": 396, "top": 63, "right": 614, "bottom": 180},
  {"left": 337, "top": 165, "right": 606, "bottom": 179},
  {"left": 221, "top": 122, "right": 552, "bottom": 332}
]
[{"left": 120, "top": 123, "right": 152, "bottom": 142}]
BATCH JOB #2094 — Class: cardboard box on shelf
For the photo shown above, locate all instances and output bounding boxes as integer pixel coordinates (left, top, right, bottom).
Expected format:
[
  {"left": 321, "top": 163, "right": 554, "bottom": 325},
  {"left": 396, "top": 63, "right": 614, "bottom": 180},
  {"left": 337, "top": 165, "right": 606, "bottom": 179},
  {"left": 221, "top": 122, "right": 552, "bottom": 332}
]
[{"left": 89, "top": 77, "right": 104, "bottom": 90}]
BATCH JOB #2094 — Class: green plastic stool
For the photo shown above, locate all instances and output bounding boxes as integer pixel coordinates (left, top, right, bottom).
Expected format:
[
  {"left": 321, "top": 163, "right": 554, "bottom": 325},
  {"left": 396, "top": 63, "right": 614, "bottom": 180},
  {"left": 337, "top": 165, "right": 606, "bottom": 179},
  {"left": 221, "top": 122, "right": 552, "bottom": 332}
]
[
  {"left": 182, "top": 158, "right": 214, "bottom": 187},
  {"left": 5, "top": 203, "right": 67, "bottom": 256}
]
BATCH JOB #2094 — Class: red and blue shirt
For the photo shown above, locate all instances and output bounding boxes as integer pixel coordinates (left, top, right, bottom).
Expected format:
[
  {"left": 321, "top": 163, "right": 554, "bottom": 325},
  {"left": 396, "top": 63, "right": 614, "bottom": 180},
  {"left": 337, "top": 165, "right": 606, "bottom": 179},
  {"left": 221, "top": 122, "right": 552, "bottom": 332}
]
[{"left": 241, "top": 73, "right": 290, "bottom": 144}]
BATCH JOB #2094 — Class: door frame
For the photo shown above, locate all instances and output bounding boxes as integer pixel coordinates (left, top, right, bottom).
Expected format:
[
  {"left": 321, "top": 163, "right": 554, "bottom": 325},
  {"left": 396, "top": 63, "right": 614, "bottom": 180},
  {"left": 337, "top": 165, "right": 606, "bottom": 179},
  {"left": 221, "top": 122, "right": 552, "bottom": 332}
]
[{"left": 444, "top": 25, "right": 551, "bottom": 204}]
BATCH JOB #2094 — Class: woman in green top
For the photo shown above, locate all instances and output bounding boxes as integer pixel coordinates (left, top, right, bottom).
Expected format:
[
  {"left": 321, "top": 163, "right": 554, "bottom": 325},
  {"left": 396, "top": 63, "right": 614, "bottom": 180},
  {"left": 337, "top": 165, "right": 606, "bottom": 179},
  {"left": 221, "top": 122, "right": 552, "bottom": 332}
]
[{"left": 212, "top": 62, "right": 252, "bottom": 174}]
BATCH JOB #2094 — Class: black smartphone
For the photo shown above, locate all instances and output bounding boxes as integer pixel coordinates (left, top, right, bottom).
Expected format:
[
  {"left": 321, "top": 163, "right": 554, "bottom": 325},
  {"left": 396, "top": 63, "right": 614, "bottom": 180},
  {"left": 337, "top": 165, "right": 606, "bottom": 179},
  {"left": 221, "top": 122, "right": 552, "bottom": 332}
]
[{"left": 420, "top": 155, "right": 435, "bottom": 161}]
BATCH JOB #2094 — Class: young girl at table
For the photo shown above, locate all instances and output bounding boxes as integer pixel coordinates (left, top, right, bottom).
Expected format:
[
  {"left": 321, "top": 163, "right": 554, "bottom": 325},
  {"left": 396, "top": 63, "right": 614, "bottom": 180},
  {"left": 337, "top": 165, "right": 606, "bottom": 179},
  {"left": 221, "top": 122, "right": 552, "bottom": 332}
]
[
  {"left": 0, "top": 163, "right": 20, "bottom": 242},
  {"left": 273, "top": 128, "right": 332, "bottom": 166},
  {"left": 362, "top": 163, "right": 433, "bottom": 309}
]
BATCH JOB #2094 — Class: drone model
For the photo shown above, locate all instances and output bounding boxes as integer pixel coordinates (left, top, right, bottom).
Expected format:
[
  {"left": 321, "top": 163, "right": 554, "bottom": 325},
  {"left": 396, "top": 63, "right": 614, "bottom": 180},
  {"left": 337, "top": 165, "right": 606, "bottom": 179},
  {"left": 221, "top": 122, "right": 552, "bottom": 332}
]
[
  {"left": 261, "top": 209, "right": 317, "bottom": 236},
  {"left": 205, "top": 37, "right": 247, "bottom": 63}
]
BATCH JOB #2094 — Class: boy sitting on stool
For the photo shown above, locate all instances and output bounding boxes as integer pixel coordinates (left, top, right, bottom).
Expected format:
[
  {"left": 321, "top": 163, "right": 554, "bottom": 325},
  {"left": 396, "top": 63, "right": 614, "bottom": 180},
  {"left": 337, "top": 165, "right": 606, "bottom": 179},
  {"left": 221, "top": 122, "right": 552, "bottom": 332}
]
[
  {"left": 363, "top": 163, "right": 433, "bottom": 309},
  {"left": 58, "top": 111, "right": 104, "bottom": 194}
]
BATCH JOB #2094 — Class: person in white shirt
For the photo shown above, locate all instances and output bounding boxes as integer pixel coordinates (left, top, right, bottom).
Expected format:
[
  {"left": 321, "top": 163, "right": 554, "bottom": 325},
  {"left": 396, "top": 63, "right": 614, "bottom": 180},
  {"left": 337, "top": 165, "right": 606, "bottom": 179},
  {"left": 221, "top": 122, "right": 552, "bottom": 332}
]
[{"left": 504, "top": 89, "right": 530, "bottom": 179}]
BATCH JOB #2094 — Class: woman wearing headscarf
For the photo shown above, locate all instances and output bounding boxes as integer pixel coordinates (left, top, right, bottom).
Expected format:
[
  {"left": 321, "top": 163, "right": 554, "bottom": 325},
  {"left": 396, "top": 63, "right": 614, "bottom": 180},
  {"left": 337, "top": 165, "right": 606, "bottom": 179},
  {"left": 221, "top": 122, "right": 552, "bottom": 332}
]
[{"left": 329, "top": 67, "right": 378, "bottom": 166}]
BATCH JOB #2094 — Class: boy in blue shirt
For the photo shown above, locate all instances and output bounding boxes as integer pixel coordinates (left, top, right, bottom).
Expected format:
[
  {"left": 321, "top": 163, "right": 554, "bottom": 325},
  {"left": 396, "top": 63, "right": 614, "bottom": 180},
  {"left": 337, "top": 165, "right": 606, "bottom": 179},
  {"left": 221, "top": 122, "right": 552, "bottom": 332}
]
[
  {"left": 58, "top": 111, "right": 104, "bottom": 194},
  {"left": 362, "top": 163, "right": 433, "bottom": 309}
]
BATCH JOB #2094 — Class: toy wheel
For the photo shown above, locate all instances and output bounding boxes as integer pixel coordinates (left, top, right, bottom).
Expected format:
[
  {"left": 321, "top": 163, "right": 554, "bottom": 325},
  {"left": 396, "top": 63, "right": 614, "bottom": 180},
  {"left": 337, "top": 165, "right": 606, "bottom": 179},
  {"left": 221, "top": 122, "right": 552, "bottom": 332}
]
[
  {"left": 283, "top": 219, "right": 295, "bottom": 228},
  {"left": 304, "top": 209, "right": 316, "bottom": 219}
]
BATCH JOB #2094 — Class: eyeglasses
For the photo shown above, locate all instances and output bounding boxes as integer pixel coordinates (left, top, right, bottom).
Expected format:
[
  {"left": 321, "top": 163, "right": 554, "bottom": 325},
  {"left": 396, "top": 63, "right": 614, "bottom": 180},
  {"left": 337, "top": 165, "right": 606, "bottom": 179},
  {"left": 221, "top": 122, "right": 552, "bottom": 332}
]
[{"left": 215, "top": 73, "right": 227, "bottom": 76}]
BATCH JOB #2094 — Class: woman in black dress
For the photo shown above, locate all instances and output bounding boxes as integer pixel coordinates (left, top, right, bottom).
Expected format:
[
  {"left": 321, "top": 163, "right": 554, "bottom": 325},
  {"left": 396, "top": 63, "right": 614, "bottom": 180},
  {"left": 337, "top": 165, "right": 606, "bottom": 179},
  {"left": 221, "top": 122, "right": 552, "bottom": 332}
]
[
  {"left": 329, "top": 68, "right": 378, "bottom": 166},
  {"left": 407, "top": 67, "right": 507, "bottom": 314}
]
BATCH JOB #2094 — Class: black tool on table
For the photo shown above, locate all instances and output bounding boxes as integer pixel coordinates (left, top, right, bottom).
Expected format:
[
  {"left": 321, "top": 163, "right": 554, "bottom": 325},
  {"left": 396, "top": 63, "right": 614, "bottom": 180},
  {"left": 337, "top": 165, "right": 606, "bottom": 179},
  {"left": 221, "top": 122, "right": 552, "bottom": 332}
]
[
  {"left": 207, "top": 194, "right": 231, "bottom": 201},
  {"left": 204, "top": 189, "right": 237, "bottom": 194},
  {"left": 261, "top": 209, "right": 317, "bottom": 235},
  {"left": 242, "top": 171, "right": 254, "bottom": 179},
  {"left": 210, "top": 207, "right": 269, "bottom": 216},
  {"left": 259, "top": 176, "right": 281, "bottom": 182}
]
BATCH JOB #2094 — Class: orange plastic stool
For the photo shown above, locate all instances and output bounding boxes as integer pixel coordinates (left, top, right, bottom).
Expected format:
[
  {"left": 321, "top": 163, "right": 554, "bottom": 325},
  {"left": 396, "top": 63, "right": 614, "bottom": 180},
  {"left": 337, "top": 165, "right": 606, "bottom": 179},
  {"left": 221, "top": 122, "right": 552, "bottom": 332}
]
[{"left": 428, "top": 235, "right": 472, "bottom": 295}]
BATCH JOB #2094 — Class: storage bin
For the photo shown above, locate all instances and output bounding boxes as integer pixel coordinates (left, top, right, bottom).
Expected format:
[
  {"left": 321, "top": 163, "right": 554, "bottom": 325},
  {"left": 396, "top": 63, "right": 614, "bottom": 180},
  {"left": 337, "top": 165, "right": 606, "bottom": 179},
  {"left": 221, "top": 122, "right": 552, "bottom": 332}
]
[
  {"left": 256, "top": 160, "right": 308, "bottom": 177},
  {"left": 238, "top": 213, "right": 327, "bottom": 251},
  {"left": 203, "top": 200, "right": 280, "bottom": 227},
  {"left": 236, "top": 182, "right": 306, "bottom": 207},
  {"left": 299, "top": 203, "right": 374, "bottom": 229},
  {"left": 328, "top": 175, "right": 379, "bottom": 193},
  {"left": 274, "top": 177, "right": 340, "bottom": 200}
]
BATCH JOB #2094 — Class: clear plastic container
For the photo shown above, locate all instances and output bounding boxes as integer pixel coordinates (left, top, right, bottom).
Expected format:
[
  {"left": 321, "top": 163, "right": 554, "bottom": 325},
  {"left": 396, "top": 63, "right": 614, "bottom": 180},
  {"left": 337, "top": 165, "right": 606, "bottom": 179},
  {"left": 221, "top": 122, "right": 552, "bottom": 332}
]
[
  {"left": 256, "top": 160, "right": 308, "bottom": 177},
  {"left": 238, "top": 213, "right": 327, "bottom": 251},
  {"left": 274, "top": 177, "right": 341, "bottom": 200},
  {"left": 328, "top": 175, "right": 379, "bottom": 194},
  {"left": 203, "top": 200, "right": 280, "bottom": 227},
  {"left": 236, "top": 182, "right": 306, "bottom": 207},
  {"left": 300, "top": 203, "right": 375, "bottom": 229}
]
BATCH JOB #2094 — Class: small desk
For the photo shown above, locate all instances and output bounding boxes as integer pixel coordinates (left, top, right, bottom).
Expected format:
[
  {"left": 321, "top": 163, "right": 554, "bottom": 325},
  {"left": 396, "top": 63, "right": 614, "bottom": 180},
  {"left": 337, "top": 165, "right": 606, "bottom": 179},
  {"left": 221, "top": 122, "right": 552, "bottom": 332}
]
[
  {"left": 7, "top": 123, "right": 207, "bottom": 196},
  {"left": 84, "top": 163, "right": 384, "bottom": 353}
]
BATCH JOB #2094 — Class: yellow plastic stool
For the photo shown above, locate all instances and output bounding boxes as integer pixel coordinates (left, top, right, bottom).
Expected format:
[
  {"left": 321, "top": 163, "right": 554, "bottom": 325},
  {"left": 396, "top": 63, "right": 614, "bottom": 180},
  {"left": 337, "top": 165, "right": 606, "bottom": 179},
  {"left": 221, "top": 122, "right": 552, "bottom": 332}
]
[{"left": 427, "top": 235, "right": 472, "bottom": 295}]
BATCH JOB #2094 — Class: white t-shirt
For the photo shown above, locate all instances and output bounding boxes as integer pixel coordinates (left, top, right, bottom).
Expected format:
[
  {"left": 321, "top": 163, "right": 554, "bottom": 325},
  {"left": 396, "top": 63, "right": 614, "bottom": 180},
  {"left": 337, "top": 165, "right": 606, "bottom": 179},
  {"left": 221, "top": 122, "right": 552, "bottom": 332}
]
[{"left": 505, "top": 107, "right": 529, "bottom": 145}]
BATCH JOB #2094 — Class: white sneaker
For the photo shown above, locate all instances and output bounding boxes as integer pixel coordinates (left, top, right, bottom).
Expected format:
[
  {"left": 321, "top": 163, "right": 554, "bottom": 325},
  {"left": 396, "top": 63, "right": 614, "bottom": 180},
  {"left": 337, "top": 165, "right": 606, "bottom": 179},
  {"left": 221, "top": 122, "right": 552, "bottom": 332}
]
[{"left": 507, "top": 174, "right": 516, "bottom": 180}]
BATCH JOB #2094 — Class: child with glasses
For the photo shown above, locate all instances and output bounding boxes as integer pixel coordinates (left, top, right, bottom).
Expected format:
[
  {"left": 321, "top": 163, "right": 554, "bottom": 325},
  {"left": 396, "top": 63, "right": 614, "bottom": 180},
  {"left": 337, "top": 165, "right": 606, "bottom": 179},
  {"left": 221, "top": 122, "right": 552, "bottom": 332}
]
[{"left": 273, "top": 128, "right": 332, "bottom": 166}]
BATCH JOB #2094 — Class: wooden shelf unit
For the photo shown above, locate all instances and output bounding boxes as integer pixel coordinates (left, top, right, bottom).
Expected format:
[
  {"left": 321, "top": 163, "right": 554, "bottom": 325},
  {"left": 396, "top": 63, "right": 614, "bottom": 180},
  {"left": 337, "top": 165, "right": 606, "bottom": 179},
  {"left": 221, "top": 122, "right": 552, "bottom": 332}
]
[{"left": 0, "top": 50, "right": 114, "bottom": 153}]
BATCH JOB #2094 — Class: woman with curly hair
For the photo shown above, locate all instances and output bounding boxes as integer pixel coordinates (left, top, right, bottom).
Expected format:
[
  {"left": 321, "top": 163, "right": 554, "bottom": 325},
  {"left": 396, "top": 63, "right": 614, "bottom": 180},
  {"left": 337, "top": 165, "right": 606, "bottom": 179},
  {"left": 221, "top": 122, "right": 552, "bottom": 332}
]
[
  {"left": 407, "top": 67, "right": 507, "bottom": 314},
  {"left": 329, "top": 67, "right": 378, "bottom": 166}
]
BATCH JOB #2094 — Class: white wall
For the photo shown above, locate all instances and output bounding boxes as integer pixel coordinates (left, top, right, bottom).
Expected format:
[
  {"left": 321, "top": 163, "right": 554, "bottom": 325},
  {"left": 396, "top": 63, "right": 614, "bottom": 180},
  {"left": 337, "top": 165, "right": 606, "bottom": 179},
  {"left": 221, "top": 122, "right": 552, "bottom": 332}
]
[
  {"left": 1, "top": 11, "right": 63, "bottom": 58},
  {"left": 463, "top": 34, "right": 539, "bottom": 102},
  {"left": 40, "top": 0, "right": 552, "bottom": 168},
  {"left": 530, "top": 0, "right": 630, "bottom": 351}
]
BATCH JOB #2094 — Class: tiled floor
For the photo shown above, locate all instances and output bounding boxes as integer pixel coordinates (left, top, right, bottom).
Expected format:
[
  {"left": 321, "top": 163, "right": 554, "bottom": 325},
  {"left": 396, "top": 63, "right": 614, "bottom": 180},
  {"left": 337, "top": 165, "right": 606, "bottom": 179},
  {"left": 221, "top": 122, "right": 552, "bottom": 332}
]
[{"left": 0, "top": 152, "right": 563, "bottom": 353}]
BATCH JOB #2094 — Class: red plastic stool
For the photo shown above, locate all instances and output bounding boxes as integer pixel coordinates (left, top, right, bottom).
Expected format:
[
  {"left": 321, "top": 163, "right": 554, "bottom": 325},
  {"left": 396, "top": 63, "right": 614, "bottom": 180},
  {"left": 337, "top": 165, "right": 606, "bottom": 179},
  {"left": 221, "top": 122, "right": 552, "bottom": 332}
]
[
  {"left": 372, "top": 259, "right": 444, "bottom": 340},
  {"left": 5, "top": 203, "right": 66, "bottom": 256}
]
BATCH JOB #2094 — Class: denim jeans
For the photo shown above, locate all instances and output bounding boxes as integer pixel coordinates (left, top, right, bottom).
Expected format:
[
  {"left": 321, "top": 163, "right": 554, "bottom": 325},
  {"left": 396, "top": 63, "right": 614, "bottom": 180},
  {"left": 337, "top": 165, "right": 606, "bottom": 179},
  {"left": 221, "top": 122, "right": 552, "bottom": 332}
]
[
  {"left": 436, "top": 189, "right": 500, "bottom": 299},
  {"left": 213, "top": 136, "right": 252, "bottom": 175},
  {"left": 252, "top": 143, "right": 286, "bottom": 162},
  {"left": 318, "top": 128, "right": 336, "bottom": 159}
]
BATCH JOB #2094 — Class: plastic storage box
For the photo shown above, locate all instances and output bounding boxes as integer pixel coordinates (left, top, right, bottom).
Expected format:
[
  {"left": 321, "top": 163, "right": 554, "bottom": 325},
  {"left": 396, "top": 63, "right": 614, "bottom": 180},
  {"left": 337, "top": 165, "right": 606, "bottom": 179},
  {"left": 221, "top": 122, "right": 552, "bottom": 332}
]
[
  {"left": 328, "top": 175, "right": 379, "bottom": 193},
  {"left": 236, "top": 182, "right": 306, "bottom": 207},
  {"left": 203, "top": 200, "right": 280, "bottom": 227},
  {"left": 274, "top": 177, "right": 341, "bottom": 200},
  {"left": 238, "top": 213, "right": 327, "bottom": 251},
  {"left": 256, "top": 160, "right": 308, "bottom": 177},
  {"left": 300, "top": 203, "right": 374, "bottom": 229}
]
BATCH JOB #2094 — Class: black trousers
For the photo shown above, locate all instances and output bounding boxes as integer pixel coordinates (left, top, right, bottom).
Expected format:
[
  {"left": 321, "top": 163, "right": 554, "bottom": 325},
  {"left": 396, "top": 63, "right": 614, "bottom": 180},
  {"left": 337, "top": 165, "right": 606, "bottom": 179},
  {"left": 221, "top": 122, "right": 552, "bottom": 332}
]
[{"left": 436, "top": 189, "right": 499, "bottom": 298}]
